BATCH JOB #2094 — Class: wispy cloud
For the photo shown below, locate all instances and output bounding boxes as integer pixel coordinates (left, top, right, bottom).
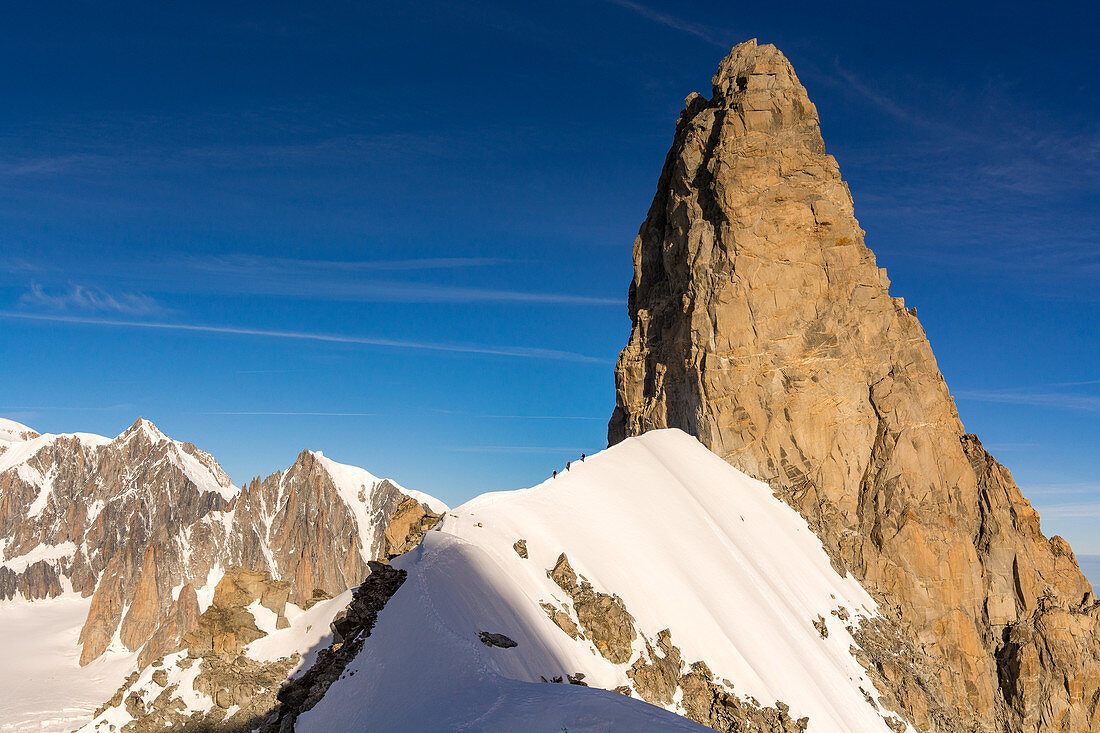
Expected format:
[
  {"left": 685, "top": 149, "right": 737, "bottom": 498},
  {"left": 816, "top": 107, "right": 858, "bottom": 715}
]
[
  {"left": 829, "top": 62, "right": 925, "bottom": 127},
  {"left": 5, "top": 254, "right": 621, "bottom": 307},
  {"left": 954, "top": 388, "right": 1100, "bottom": 413},
  {"left": 600, "top": 0, "right": 729, "bottom": 48},
  {"left": 0, "top": 154, "right": 101, "bottom": 177},
  {"left": 1022, "top": 483, "right": 1100, "bottom": 496},
  {"left": 200, "top": 411, "right": 377, "bottom": 416},
  {"left": 0, "top": 311, "right": 608, "bottom": 364},
  {"left": 433, "top": 408, "right": 603, "bottom": 421},
  {"left": 468, "top": 414, "right": 604, "bottom": 421},
  {"left": 168, "top": 253, "right": 622, "bottom": 306},
  {"left": 224, "top": 279, "right": 622, "bottom": 306},
  {"left": 1032, "top": 502, "right": 1100, "bottom": 519},
  {"left": 187, "top": 254, "right": 514, "bottom": 274},
  {"left": 446, "top": 445, "right": 583, "bottom": 454},
  {"left": 0, "top": 404, "right": 133, "bottom": 412},
  {"left": 235, "top": 369, "right": 301, "bottom": 374},
  {"left": 19, "top": 283, "right": 161, "bottom": 316}
]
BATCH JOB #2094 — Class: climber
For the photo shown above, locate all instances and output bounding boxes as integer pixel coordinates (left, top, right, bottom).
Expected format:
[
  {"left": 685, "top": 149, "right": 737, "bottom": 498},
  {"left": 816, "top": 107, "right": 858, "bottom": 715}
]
[
  {"left": 553, "top": 470, "right": 557, "bottom": 479},
  {"left": 580, "top": 452, "right": 585, "bottom": 462}
]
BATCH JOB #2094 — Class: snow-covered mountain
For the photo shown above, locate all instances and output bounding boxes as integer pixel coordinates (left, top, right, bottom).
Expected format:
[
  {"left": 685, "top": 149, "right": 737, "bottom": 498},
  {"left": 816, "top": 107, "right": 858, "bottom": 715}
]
[{"left": 0, "top": 418, "right": 444, "bottom": 732}]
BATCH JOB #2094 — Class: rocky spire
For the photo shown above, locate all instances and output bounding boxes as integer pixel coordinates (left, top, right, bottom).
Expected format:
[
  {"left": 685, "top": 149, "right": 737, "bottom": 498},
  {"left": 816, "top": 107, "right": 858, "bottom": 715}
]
[{"left": 610, "top": 39, "right": 1099, "bottom": 732}]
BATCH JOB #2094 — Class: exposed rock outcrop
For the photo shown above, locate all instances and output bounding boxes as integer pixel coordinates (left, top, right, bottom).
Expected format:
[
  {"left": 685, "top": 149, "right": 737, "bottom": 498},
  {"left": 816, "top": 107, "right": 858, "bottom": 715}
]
[
  {"left": 609, "top": 38, "right": 1099, "bottom": 732},
  {"left": 381, "top": 495, "right": 443, "bottom": 558},
  {"left": 184, "top": 568, "right": 291, "bottom": 658},
  {"left": 478, "top": 631, "right": 518, "bottom": 648},
  {"left": 628, "top": 628, "right": 682, "bottom": 704},
  {"left": 138, "top": 584, "right": 201, "bottom": 669},
  {"left": 625, "top": 628, "right": 810, "bottom": 733},
  {"left": 231, "top": 450, "right": 422, "bottom": 607},
  {"left": 0, "top": 559, "right": 63, "bottom": 600},
  {"left": 679, "top": 661, "right": 809, "bottom": 733},
  {"left": 547, "top": 552, "right": 636, "bottom": 663},
  {"left": 541, "top": 600, "right": 582, "bottom": 639}
]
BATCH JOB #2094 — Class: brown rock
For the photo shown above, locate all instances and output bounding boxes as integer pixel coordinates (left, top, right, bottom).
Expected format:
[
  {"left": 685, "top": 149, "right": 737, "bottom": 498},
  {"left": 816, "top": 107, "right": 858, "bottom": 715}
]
[
  {"left": 546, "top": 552, "right": 636, "bottom": 664},
  {"left": 382, "top": 496, "right": 443, "bottom": 558},
  {"left": 184, "top": 567, "right": 289, "bottom": 658},
  {"left": 120, "top": 543, "right": 168, "bottom": 652},
  {"left": 609, "top": 38, "right": 1100, "bottom": 732},
  {"left": 138, "top": 584, "right": 202, "bottom": 669},
  {"left": 0, "top": 560, "right": 63, "bottom": 601},
  {"left": 540, "top": 601, "right": 582, "bottom": 639},
  {"left": 680, "top": 661, "right": 808, "bottom": 733},
  {"left": 628, "top": 629, "right": 682, "bottom": 705}
]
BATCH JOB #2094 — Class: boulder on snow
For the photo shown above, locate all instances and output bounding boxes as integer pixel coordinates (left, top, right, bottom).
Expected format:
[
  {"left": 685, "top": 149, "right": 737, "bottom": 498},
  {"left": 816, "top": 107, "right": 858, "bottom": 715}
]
[{"left": 478, "top": 631, "right": 518, "bottom": 648}]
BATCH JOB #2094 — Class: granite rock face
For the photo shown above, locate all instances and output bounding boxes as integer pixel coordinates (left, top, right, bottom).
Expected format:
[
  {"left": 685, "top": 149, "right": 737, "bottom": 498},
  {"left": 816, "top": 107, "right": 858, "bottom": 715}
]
[{"left": 609, "top": 39, "right": 1099, "bottom": 733}]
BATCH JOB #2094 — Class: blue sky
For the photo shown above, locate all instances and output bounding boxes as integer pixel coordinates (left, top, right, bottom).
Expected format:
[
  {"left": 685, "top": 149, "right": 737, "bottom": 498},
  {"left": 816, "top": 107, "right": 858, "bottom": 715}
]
[{"left": 2, "top": 1, "right": 1098, "bottom": 554}]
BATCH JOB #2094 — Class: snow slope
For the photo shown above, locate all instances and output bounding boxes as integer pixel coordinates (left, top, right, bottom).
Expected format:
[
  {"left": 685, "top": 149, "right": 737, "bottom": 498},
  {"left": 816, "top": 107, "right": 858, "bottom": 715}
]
[
  {"left": 0, "top": 418, "right": 37, "bottom": 442},
  {"left": 314, "top": 451, "right": 447, "bottom": 516},
  {"left": 0, "top": 595, "right": 136, "bottom": 733},
  {"left": 299, "top": 429, "right": 906, "bottom": 733},
  {"left": 246, "top": 591, "right": 353, "bottom": 669}
]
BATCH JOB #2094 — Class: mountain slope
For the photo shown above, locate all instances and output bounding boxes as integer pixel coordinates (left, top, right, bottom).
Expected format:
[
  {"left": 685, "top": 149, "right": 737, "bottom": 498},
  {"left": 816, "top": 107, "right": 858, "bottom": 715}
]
[
  {"left": 296, "top": 430, "right": 908, "bottom": 733},
  {"left": 0, "top": 594, "right": 136, "bottom": 733},
  {"left": 609, "top": 39, "right": 1099, "bottom": 732}
]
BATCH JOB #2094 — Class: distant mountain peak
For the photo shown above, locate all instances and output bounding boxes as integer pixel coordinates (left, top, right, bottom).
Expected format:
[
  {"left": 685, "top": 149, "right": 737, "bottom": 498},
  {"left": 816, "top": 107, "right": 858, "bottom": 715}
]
[{"left": 117, "top": 416, "right": 169, "bottom": 444}]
